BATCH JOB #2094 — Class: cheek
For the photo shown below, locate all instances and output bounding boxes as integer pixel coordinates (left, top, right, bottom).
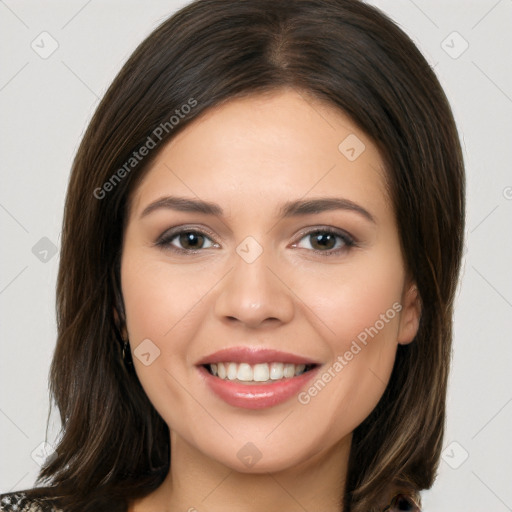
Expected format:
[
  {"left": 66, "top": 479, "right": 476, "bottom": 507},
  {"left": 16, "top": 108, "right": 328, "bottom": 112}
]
[
  {"left": 293, "top": 252, "right": 404, "bottom": 430},
  {"left": 120, "top": 254, "right": 211, "bottom": 423},
  {"left": 121, "top": 254, "right": 208, "bottom": 346},
  {"left": 300, "top": 250, "right": 404, "bottom": 350}
]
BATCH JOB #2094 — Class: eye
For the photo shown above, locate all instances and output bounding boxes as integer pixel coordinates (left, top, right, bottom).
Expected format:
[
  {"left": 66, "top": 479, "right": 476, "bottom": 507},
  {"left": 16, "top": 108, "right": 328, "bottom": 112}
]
[
  {"left": 155, "top": 228, "right": 219, "bottom": 253},
  {"left": 155, "top": 226, "right": 356, "bottom": 256},
  {"left": 291, "top": 227, "right": 355, "bottom": 256}
]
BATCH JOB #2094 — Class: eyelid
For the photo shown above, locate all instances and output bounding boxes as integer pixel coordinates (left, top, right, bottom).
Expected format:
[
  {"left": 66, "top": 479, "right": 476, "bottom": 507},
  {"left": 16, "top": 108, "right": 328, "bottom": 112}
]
[
  {"left": 156, "top": 224, "right": 218, "bottom": 241},
  {"left": 292, "top": 225, "right": 356, "bottom": 245}
]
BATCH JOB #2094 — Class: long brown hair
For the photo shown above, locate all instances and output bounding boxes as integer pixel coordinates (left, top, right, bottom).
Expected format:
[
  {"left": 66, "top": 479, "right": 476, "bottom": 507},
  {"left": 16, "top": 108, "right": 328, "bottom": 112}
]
[{"left": 21, "top": 0, "right": 465, "bottom": 510}]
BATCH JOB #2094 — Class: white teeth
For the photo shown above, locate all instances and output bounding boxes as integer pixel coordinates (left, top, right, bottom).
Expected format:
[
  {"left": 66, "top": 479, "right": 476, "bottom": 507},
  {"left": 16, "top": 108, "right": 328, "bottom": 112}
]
[
  {"left": 227, "top": 362, "right": 238, "bottom": 380},
  {"left": 217, "top": 362, "right": 226, "bottom": 379},
  {"left": 253, "top": 363, "right": 270, "bottom": 382},
  {"left": 237, "top": 363, "right": 253, "bottom": 381},
  {"left": 270, "top": 362, "right": 283, "bottom": 380},
  {"left": 208, "top": 362, "right": 311, "bottom": 382},
  {"left": 283, "top": 363, "right": 295, "bottom": 378}
]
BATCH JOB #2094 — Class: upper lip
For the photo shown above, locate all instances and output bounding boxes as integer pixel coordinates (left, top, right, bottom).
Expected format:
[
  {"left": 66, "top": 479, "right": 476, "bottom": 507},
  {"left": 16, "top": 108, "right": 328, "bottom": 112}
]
[{"left": 195, "top": 347, "right": 321, "bottom": 366}]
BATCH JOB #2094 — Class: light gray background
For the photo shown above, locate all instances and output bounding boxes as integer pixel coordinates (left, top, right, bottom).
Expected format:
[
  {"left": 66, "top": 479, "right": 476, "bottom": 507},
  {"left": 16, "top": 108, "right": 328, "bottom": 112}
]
[{"left": 1, "top": 1, "right": 511, "bottom": 510}]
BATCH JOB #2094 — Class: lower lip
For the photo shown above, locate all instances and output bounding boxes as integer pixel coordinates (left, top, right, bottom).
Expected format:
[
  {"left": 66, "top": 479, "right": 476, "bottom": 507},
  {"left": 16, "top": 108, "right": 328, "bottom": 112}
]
[{"left": 197, "top": 365, "right": 320, "bottom": 409}]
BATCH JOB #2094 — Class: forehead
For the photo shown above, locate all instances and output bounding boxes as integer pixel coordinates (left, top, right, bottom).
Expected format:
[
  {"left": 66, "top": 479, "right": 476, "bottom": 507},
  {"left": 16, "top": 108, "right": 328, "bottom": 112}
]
[{"left": 129, "top": 88, "right": 389, "bottom": 220}]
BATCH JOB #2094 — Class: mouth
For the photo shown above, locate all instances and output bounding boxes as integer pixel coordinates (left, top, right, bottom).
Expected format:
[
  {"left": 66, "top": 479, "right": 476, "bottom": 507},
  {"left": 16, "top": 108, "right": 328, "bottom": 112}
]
[
  {"left": 202, "top": 362, "right": 318, "bottom": 384},
  {"left": 195, "top": 347, "right": 322, "bottom": 409}
]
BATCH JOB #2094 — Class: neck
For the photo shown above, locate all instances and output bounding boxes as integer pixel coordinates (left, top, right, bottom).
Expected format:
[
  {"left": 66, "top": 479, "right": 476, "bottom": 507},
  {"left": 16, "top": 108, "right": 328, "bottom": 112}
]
[{"left": 133, "top": 431, "right": 351, "bottom": 512}]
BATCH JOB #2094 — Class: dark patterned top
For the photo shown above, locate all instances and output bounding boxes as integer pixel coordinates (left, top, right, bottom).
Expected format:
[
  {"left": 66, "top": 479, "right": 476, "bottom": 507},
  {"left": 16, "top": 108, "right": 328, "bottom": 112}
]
[
  {"left": 0, "top": 492, "right": 62, "bottom": 512},
  {"left": 383, "top": 493, "right": 421, "bottom": 511},
  {"left": 0, "top": 490, "right": 420, "bottom": 511}
]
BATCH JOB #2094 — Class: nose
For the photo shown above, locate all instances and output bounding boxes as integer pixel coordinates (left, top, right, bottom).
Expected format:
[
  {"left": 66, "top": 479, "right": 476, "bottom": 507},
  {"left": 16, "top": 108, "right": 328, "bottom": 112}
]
[{"left": 213, "top": 248, "right": 295, "bottom": 329}]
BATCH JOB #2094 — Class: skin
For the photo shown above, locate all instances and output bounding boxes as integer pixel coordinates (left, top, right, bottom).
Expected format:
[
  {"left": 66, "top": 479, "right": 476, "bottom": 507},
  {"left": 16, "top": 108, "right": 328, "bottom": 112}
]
[{"left": 120, "top": 87, "right": 421, "bottom": 512}]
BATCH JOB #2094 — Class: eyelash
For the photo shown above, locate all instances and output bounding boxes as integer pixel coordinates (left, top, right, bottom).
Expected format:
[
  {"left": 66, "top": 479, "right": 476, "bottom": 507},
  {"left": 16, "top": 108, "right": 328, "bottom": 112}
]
[{"left": 154, "top": 226, "right": 356, "bottom": 257}]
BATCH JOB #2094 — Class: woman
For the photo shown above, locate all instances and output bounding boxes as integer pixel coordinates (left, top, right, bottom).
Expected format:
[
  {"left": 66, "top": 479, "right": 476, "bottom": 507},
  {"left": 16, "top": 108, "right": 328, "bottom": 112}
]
[{"left": 0, "top": 0, "right": 464, "bottom": 510}]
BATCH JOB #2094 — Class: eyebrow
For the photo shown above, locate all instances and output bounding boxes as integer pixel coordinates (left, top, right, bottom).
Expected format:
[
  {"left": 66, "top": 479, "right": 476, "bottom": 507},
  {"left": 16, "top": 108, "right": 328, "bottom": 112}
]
[{"left": 139, "top": 195, "right": 375, "bottom": 223}]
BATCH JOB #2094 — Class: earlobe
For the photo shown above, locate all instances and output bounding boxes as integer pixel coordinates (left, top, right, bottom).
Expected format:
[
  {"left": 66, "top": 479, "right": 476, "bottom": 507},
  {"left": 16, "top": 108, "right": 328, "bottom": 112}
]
[{"left": 397, "top": 283, "right": 421, "bottom": 345}]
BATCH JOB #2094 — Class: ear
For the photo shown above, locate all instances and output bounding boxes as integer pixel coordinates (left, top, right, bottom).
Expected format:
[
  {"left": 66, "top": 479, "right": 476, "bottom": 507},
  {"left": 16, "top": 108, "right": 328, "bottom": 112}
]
[{"left": 397, "top": 281, "right": 421, "bottom": 345}]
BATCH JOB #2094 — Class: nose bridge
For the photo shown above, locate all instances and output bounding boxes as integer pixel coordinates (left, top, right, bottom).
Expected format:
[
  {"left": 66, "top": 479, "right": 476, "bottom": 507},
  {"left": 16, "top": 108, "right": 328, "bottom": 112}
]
[{"left": 214, "top": 239, "right": 294, "bottom": 328}]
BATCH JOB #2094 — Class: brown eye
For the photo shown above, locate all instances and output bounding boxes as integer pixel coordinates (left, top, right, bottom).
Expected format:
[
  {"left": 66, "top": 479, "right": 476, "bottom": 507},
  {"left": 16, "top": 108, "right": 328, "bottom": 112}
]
[
  {"left": 293, "top": 227, "right": 355, "bottom": 256},
  {"left": 156, "top": 228, "right": 218, "bottom": 253},
  {"left": 177, "top": 232, "right": 207, "bottom": 250},
  {"left": 308, "top": 231, "right": 338, "bottom": 251}
]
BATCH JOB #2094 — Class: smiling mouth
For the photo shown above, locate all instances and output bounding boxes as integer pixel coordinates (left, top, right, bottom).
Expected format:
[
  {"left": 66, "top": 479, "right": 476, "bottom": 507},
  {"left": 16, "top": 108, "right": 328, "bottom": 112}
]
[{"left": 202, "top": 362, "right": 318, "bottom": 384}]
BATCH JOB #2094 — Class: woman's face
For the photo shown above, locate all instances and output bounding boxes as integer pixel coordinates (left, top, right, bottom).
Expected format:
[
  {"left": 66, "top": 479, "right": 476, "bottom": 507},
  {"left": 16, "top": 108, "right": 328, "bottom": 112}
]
[{"left": 120, "top": 88, "right": 420, "bottom": 473}]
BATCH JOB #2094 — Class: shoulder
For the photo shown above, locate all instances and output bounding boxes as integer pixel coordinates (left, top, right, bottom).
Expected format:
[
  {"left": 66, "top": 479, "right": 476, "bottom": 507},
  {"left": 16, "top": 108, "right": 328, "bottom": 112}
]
[{"left": 0, "top": 492, "right": 63, "bottom": 512}]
